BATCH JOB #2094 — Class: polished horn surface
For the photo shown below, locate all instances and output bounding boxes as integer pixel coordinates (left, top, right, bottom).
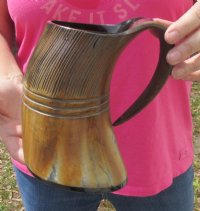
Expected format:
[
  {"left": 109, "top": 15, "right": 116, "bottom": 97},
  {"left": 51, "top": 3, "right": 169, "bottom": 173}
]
[{"left": 22, "top": 18, "right": 172, "bottom": 192}]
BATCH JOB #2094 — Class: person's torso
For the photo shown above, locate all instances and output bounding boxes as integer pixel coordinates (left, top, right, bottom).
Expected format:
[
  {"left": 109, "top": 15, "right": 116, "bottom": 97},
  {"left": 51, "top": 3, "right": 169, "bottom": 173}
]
[{"left": 8, "top": 0, "right": 194, "bottom": 196}]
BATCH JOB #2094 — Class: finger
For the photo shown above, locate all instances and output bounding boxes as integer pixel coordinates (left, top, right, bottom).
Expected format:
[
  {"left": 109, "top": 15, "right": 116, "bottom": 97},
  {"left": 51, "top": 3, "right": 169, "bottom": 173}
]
[
  {"left": 0, "top": 121, "right": 22, "bottom": 140},
  {"left": 4, "top": 136, "right": 25, "bottom": 164},
  {"left": 167, "top": 27, "right": 200, "bottom": 65},
  {"left": 165, "top": 2, "right": 200, "bottom": 44},
  {"left": 171, "top": 53, "right": 200, "bottom": 81},
  {"left": 153, "top": 18, "right": 172, "bottom": 28},
  {"left": 15, "top": 124, "right": 22, "bottom": 137},
  {"left": 178, "top": 69, "right": 200, "bottom": 81}
]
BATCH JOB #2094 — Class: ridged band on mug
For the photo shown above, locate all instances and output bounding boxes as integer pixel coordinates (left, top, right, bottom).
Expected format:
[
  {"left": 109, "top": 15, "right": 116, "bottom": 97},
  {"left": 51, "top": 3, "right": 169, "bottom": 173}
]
[{"left": 22, "top": 86, "right": 109, "bottom": 119}]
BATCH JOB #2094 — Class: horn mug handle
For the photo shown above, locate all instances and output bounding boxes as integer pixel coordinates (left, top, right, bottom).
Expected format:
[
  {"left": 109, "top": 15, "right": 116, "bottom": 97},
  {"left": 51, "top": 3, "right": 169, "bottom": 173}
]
[{"left": 113, "top": 18, "right": 173, "bottom": 126}]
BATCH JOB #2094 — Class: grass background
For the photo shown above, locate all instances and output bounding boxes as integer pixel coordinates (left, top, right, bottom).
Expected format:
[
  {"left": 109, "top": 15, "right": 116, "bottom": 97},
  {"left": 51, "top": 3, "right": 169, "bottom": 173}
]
[{"left": 0, "top": 83, "right": 200, "bottom": 211}]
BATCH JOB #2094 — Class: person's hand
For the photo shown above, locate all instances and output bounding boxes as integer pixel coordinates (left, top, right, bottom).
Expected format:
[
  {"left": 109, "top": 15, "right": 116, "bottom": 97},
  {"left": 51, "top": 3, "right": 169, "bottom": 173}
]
[
  {"left": 0, "top": 74, "right": 24, "bottom": 163},
  {"left": 164, "top": 1, "right": 200, "bottom": 81}
]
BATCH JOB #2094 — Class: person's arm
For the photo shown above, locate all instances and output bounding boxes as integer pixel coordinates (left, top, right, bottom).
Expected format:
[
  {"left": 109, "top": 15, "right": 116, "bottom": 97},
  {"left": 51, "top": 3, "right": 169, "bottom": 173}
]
[
  {"left": 164, "top": 1, "right": 200, "bottom": 81},
  {"left": 0, "top": 0, "right": 24, "bottom": 163},
  {"left": 0, "top": 0, "right": 22, "bottom": 78}
]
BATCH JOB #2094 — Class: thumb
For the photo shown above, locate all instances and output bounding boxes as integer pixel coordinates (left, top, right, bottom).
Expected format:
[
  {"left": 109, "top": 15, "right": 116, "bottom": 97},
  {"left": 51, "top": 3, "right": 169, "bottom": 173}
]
[
  {"left": 153, "top": 18, "right": 172, "bottom": 28},
  {"left": 153, "top": 18, "right": 173, "bottom": 43}
]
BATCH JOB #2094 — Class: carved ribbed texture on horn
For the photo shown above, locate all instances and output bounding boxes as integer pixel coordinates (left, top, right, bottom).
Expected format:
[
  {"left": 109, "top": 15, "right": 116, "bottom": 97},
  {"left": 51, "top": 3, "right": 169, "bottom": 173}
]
[{"left": 24, "top": 24, "right": 120, "bottom": 100}]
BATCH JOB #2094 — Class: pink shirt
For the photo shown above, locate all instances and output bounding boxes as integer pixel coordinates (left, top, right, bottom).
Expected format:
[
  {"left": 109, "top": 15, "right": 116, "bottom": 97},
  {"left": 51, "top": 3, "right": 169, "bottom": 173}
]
[{"left": 8, "top": 0, "right": 194, "bottom": 196}]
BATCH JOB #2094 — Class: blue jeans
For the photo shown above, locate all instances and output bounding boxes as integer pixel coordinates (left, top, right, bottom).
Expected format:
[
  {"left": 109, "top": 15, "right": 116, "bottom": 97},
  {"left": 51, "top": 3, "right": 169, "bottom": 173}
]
[{"left": 14, "top": 166, "right": 194, "bottom": 211}]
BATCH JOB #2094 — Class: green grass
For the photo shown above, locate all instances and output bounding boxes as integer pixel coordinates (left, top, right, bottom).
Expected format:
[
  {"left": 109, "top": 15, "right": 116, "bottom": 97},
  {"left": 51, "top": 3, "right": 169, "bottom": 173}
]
[
  {"left": 194, "top": 158, "right": 200, "bottom": 210},
  {"left": 192, "top": 82, "right": 200, "bottom": 211},
  {"left": 0, "top": 144, "right": 23, "bottom": 211},
  {"left": 191, "top": 83, "right": 200, "bottom": 136},
  {"left": 0, "top": 83, "right": 200, "bottom": 210}
]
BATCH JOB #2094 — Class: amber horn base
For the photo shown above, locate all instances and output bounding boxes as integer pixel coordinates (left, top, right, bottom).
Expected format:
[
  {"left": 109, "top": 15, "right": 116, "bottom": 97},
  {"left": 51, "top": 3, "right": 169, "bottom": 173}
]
[{"left": 22, "top": 93, "right": 127, "bottom": 193}]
